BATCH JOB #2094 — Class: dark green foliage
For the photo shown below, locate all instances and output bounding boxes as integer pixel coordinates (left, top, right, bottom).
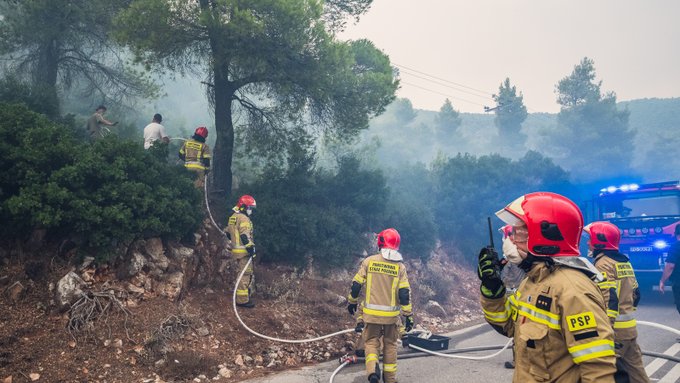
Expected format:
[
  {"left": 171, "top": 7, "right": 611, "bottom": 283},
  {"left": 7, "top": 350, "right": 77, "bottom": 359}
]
[
  {"left": 492, "top": 78, "right": 528, "bottom": 143},
  {"left": 431, "top": 151, "right": 571, "bottom": 262},
  {"left": 236, "top": 147, "right": 388, "bottom": 269},
  {"left": 0, "top": 76, "right": 59, "bottom": 118},
  {"left": 0, "top": 103, "right": 201, "bottom": 257}
]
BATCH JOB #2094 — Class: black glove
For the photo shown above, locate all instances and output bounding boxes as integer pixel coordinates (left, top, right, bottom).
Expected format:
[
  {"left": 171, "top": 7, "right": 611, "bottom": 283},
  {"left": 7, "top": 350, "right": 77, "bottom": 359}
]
[
  {"left": 355, "top": 322, "right": 364, "bottom": 333},
  {"left": 246, "top": 245, "right": 256, "bottom": 258},
  {"left": 632, "top": 287, "right": 641, "bottom": 307},
  {"left": 403, "top": 316, "right": 414, "bottom": 332},
  {"left": 478, "top": 247, "right": 506, "bottom": 299},
  {"left": 348, "top": 303, "right": 357, "bottom": 316}
]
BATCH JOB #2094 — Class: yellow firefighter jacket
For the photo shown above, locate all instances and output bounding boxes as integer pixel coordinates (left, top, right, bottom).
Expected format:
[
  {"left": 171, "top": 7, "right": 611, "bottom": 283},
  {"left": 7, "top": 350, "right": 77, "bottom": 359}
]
[
  {"left": 594, "top": 251, "right": 639, "bottom": 340},
  {"left": 179, "top": 138, "right": 211, "bottom": 170},
  {"left": 349, "top": 253, "right": 412, "bottom": 325},
  {"left": 481, "top": 261, "right": 616, "bottom": 383},
  {"left": 226, "top": 210, "right": 254, "bottom": 259}
]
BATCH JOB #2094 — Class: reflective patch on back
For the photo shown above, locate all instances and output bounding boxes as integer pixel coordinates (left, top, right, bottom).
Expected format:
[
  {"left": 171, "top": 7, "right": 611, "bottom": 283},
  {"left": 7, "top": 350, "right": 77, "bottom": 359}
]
[
  {"left": 566, "top": 311, "right": 597, "bottom": 332},
  {"left": 616, "top": 262, "right": 635, "bottom": 278},
  {"left": 368, "top": 261, "right": 399, "bottom": 277}
]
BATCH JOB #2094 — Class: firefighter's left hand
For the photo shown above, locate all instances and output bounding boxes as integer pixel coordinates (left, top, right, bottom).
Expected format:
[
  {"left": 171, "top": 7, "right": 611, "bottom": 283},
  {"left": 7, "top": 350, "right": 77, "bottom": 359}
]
[
  {"left": 354, "top": 322, "right": 364, "bottom": 333},
  {"left": 403, "top": 316, "right": 414, "bottom": 332},
  {"left": 478, "top": 247, "right": 505, "bottom": 299},
  {"left": 347, "top": 303, "right": 358, "bottom": 316}
]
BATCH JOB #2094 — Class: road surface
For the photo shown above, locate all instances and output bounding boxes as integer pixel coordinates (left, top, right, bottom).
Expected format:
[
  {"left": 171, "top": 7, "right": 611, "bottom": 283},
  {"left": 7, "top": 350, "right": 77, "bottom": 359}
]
[{"left": 243, "top": 292, "right": 680, "bottom": 383}]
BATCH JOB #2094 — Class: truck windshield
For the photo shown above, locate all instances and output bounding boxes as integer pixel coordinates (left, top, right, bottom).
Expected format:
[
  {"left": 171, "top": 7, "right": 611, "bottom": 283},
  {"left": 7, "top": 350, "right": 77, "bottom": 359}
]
[{"left": 600, "top": 194, "right": 680, "bottom": 219}]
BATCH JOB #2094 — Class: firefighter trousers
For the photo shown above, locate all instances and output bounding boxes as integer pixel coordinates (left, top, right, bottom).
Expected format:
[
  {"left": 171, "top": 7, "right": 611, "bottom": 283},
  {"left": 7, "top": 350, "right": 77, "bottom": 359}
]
[
  {"left": 617, "top": 338, "right": 650, "bottom": 383},
  {"left": 365, "top": 323, "right": 398, "bottom": 383},
  {"left": 235, "top": 256, "right": 253, "bottom": 304}
]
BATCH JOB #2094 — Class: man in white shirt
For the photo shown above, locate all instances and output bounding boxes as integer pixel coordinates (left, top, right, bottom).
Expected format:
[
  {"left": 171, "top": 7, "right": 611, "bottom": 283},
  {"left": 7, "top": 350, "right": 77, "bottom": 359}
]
[{"left": 143, "top": 113, "right": 169, "bottom": 149}]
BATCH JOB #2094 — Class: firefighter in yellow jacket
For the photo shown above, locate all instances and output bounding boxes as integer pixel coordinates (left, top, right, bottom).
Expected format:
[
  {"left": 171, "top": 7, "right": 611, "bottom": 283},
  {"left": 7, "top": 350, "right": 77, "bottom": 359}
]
[
  {"left": 179, "top": 126, "right": 211, "bottom": 188},
  {"left": 347, "top": 228, "right": 412, "bottom": 383},
  {"left": 479, "top": 192, "right": 617, "bottom": 382},
  {"left": 585, "top": 221, "right": 649, "bottom": 383},
  {"left": 226, "top": 195, "right": 257, "bottom": 308}
]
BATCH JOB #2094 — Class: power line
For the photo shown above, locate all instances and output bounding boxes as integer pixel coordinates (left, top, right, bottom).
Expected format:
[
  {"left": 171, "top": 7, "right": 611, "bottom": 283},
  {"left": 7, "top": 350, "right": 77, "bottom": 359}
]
[
  {"left": 400, "top": 81, "right": 488, "bottom": 108},
  {"left": 393, "top": 63, "right": 495, "bottom": 97},
  {"left": 397, "top": 69, "right": 494, "bottom": 101}
]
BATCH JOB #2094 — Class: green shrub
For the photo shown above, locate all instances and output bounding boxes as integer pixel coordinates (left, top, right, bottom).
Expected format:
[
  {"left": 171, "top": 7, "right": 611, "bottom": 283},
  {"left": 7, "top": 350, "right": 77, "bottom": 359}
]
[{"left": 0, "top": 103, "right": 202, "bottom": 257}]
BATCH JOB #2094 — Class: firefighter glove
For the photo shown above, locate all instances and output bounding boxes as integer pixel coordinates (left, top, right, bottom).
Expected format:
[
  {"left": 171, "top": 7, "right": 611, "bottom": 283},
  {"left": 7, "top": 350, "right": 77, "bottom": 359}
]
[
  {"left": 478, "top": 247, "right": 505, "bottom": 299},
  {"left": 404, "top": 315, "right": 414, "bottom": 332},
  {"left": 246, "top": 245, "right": 256, "bottom": 258},
  {"left": 347, "top": 303, "right": 357, "bottom": 316},
  {"left": 355, "top": 322, "right": 364, "bottom": 333}
]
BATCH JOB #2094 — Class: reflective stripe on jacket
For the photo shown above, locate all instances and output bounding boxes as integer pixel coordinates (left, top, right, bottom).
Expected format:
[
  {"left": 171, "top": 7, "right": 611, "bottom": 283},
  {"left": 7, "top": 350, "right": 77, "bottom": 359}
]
[
  {"left": 350, "top": 253, "right": 411, "bottom": 325},
  {"left": 481, "top": 262, "right": 616, "bottom": 383}
]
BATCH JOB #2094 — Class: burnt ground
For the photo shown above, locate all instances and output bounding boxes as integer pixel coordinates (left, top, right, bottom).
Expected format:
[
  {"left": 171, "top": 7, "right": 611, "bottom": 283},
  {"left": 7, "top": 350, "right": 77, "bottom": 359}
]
[{"left": 0, "top": 252, "right": 481, "bottom": 383}]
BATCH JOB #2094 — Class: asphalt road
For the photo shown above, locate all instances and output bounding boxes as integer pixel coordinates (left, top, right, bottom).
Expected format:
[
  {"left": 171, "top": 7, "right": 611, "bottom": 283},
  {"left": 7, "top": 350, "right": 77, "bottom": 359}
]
[{"left": 244, "top": 291, "right": 680, "bottom": 383}]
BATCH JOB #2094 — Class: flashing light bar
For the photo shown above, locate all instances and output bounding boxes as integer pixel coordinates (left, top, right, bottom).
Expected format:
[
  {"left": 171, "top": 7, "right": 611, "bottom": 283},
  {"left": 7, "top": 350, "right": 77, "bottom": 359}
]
[
  {"left": 654, "top": 240, "right": 668, "bottom": 250},
  {"left": 600, "top": 183, "right": 640, "bottom": 194}
]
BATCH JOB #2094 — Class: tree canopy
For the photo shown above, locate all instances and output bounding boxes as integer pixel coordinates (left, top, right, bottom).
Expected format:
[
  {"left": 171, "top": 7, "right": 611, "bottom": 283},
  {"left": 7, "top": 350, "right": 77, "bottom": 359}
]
[
  {"left": 492, "top": 77, "right": 528, "bottom": 142},
  {"left": 114, "top": 0, "right": 398, "bottom": 215}
]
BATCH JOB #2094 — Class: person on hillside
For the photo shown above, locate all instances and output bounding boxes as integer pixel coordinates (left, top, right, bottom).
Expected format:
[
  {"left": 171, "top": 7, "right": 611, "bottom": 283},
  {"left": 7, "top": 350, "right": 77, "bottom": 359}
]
[
  {"left": 347, "top": 228, "right": 413, "bottom": 383},
  {"left": 143, "top": 113, "right": 169, "bottom": 149},
  {"left": 479, "top": 192, "right": 616, "bottom": 382},
  {"left": 226, "top": 195, "right": 257, "bottom": 308},
  {"left": 659, "top": 224, "right": 680, "bottom": 316},
  {"left": 585, "top": 221, "right": 648, "bottom": 383},
  {"left": 178, "top": 126, "right": 211, "bottom": 188},
  {"left": 86, "top": 105, "right": 117, "bottom": 141},
  {"left": 498, "top": 225, "right": 526, "bottom": 370}
]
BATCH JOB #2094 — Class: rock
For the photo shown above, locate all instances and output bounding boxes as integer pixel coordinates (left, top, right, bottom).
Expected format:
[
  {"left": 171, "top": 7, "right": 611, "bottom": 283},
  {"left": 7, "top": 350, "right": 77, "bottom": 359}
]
[
  {"left": 244, "top": 355, "right": 253, "bottom": 364},
  {"left": 284, "top": 357, "right": 297, "bottom": 366},
  {"left": 194, "top": 233, "right": 202, "bottom": 245},
  {"left": 29, "top": 373, "right": 39, "bottom": 381},
  {"left": 127, "top": 283, "right": 145, "bottom": 295},
  {"left": 7, "top": 281, "right": 25, "bottom": 302},
  {"left": 127, "top": 252, "right": 147, "bottom": 277},
  {"left": 104, "top": 339, "right": 111, "bottom": 347},
  {"left": 234, "top": 354, "right": 244, "bottom": 367},
  {"left": 196, "top": 327, "right": 210, "bottom": 337},
  {"left": 113, "top": 339, "right": 123, "bottom": 348},
  {"left": 68, "top": 341, "right": 76, "bottom": 348},
  {"left": 56, "top": 272, "right": 85, "bottom": 307},
  {"left": 282, "top": 323, "right": 290, "bottom": 331},
  {"left": 218, "top": 368, "right": 232, "bottom": 378},
  {"left": 145, "top": 238, "right": 169, "bottom": 271},
  {"left": 157, "top": 272, "right": 184, "bottom": 301},
  {"left": 154, "top": 359, "right": 166, "bottom": 368},
  {"left": 425, "top": 300, "right": 448, "bottom": 317},
  {"left": 254, "top": 355, "right": 263, "bottom": 365},
  {"left": 3, "top": 376, "right": 12, "bottom": 383},
  {"left": 79, "top": 257, "right": 95, "bottom": 271}
]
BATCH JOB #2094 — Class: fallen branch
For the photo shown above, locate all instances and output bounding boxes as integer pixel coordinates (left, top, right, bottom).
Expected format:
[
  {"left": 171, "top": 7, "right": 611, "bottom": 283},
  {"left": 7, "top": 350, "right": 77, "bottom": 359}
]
[{"left": 67, "top": 290, "right": 133, "bottom": 342}]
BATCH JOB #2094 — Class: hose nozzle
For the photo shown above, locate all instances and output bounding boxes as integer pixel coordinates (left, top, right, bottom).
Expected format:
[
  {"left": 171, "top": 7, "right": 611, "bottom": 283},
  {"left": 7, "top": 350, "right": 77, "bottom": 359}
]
[{"left": 339, "top": 354, "right": 358, "bottom": 365}]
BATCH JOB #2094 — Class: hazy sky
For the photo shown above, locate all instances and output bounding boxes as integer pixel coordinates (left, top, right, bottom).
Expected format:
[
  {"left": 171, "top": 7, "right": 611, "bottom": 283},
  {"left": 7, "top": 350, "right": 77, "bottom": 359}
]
[{"left": 339, "top": 0, "right": 680, "bottom": 113}]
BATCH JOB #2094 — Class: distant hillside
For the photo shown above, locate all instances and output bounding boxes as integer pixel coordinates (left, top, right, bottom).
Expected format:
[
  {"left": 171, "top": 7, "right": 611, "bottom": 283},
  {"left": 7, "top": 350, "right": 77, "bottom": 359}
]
[{"left": 361, "top": 97, "right": 680, "bottom": 183}]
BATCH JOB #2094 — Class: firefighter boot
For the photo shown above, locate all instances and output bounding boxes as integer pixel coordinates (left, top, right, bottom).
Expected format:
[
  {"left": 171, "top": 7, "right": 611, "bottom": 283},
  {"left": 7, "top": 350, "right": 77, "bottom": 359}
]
[{"left": 368, "top": 374, "right": 380, "bottom": 383}]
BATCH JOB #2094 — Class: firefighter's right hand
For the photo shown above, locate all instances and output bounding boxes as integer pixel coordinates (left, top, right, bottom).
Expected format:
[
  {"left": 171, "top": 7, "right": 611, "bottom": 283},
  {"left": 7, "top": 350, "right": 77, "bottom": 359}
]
[
  {"left": 354, "top": 322, "right": 364, "bottom": 333},
  {"left": 246, "top": 245, "right": 256, "bottom": 258},
  {"left": 478, "top": 247, "right": 505, "bottom": 299},
  {"left": 347, "top": 303, "right": 358, "bottom": 316}
]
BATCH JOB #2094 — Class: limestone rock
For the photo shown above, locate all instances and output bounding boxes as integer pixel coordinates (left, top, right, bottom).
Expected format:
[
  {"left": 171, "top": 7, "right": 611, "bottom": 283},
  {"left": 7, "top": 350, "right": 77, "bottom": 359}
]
[{"left": 56, "top": 272, "right": 85, "bottom": 307}]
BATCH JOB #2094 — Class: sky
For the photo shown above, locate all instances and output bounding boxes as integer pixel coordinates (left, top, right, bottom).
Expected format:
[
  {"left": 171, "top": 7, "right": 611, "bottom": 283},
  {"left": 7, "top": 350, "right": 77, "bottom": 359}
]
[{"left": 339, "top": 0, "right": 680, "bottom": 113}]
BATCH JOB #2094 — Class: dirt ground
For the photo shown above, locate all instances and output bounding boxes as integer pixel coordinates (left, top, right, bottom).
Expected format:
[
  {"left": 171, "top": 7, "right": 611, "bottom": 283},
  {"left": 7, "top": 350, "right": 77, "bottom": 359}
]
[{"left": 0, "top": 251, "right": 481, "bottom": 383}]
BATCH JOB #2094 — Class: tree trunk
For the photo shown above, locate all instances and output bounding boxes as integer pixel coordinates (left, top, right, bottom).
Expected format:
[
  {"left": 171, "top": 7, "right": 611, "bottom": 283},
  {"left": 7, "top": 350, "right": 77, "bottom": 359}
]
[
  {"left": 209, "top": 63, "right": 235, "bottom": 224},
  {"left": 34, "top": 39, "right": 60, "bottom": 117}
]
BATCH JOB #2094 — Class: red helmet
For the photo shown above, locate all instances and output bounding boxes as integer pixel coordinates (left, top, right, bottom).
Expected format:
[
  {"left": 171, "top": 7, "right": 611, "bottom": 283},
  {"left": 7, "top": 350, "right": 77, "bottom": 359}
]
[
  {"left": 584, "top": 221, "right": 620, "bottom": 251},
  {"left": 496, "top": 192, "right": 583, "bottom": 257},
  {"left": 237, "top": 194, "right": 256, "bottom": 209},
  {"left": 194, "top": 126, "right": 208, "bottom": 138},
  {"left": 499, "top": 225, "right": 513, "bottom": 239},
  {"left": 377, "top": 228, "right": 400, "bottom": 251}
]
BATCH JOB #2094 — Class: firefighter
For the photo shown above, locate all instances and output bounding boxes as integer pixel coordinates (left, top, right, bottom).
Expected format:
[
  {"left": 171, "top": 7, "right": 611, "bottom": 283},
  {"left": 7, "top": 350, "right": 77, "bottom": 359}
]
[
  {"left": 479, "top": 192, "right": 616, "bottom": 382},
  {"left": 179, "top": 126, "right": 211, "bottom": 188},
  {"left": 347, "top": 228, "right": 413, "bottom": 383},
  {"left": 226, "top": 195, "right": 257, "bottom": 308},
  {"left": 585, "top": 221, "right": 649, "bottom": 383},
  {"left": 659, "top": 224, "right": 680, "bottom": 316}
]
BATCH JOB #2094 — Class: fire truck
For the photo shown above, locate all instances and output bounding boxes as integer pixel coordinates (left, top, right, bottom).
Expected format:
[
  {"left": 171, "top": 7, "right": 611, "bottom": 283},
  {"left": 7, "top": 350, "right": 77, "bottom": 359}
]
[{"left": 583, "top": 181, "right": 680, "bottom": 289}]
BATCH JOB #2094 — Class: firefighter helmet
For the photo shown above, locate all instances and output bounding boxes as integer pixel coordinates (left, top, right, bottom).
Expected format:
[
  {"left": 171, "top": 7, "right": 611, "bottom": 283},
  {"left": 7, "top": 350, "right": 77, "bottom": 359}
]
[
  {"left": 377, "top": 228, "right": 400, "bottom": 251},
  {"left": 237, "top": 195, "right": 256, "bottom": 209},
  {"left": 495, "top": 192, "right": 583, "bottom": 257},
  {"left": 195, "top": 126, "right": 208, "bottom": 139},
  {"left": 584, "top": 221, "right": 620, "bottom": 251}
]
